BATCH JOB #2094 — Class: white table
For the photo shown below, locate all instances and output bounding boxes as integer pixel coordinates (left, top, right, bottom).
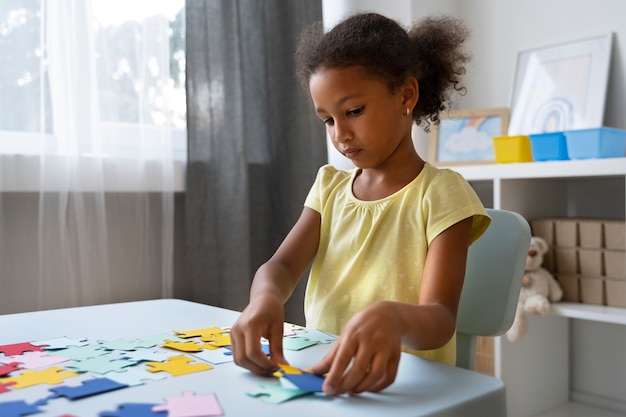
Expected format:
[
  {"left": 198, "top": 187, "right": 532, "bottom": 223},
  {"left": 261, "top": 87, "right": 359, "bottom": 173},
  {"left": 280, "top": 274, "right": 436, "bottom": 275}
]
[{"left": 0, "top": 299, "right": 507, "bottom": 416}]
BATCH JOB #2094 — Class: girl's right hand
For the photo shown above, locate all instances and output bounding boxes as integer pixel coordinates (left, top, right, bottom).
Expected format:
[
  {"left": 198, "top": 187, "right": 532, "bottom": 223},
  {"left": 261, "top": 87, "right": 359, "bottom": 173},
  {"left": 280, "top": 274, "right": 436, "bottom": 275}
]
[{"left": 230, "top": 294, "right": 288, "bottom": 375}]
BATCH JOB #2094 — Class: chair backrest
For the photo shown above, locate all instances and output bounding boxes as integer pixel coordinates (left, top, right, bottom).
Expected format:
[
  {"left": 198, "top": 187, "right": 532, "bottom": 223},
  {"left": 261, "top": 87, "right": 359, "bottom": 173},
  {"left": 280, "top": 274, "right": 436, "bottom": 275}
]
[{"left": 456, "top": 209, "right": 531, "bottom": 370}]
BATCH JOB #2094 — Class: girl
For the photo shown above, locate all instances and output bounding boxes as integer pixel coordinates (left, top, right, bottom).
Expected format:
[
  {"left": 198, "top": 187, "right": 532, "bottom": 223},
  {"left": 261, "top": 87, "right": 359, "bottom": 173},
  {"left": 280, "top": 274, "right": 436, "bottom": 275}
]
[{"left": 230, "top": 12, "right": 491, "bottom": 396}]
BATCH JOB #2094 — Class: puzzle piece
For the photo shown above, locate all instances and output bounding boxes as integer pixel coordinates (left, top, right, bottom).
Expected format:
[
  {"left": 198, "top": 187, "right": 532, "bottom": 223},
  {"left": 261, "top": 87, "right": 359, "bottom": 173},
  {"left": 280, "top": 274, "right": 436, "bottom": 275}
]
[
  {"left": 274, "top": 363, "right": 302, "bottom": 376},
  {"left": 282, "top": 372, "right": 325, "bottom": 393},
  {"left": 54, "top": 346, "right": 108, "bottom": 361},
  {"left": 31, "top": 337, "right": 88, "bottom": 350},
  {"left": 293, "top": 329, "right": 337, "bottom": 344},
  {"left": 152, "top": 391, "right": 223, "bottom": 417},
  {"left": 64, "top": 356, "right": 138, "bottom": 374},
  {"left": 98, "top": 403, "right": 166, "bottom": 417},
  {"left": 0, "top": 399, "right": 45, "bottom": 416},
  {"left": 0, "top": 380, "right": 16, "bottom": 393},
  {"left": 247, "top": 383, "right": 311, "bottom": 404},
  {"left": 104, "top": 368, "right": 168, "bottom": 387},
  {"left": 145, "top": 356, "right": 212, "bottom": 377},
  {"left": 199, "top": 333, "right": 231, "bottom": 347},
  {"left": 3, "top": 351, "right": 68, "bottom": 370},
  {"left": 0, "top": 342, "right": 46, "bottom": 357},
  {"left": 173, "top": 327, "right": 226, "bottom": 339},
  {"left": 283, "top": 322, "right": 305, "bottom": 336},
  {"left": 118, "top": 349, "right": 169, "bottom": 363},
  {"left": 282, "top": 337, "right": 318, "bottom": 351},
  {"left": 48, "top": 377, "right": 127, "bottom": 400},
  {"left": 1, "top": 366, "right": 78, "bottom": 389},
  {"left": 136, "top": 334, "right": 186, "bottom": 347},
  {"left": 0, "top": 362, "right": 21, "bottom": 377},
  {"left": 97, "top": 339, "right": 148, "bottom": 351},
  {"left": 162, "top": 340, "right": 218, "bottom": 353}
]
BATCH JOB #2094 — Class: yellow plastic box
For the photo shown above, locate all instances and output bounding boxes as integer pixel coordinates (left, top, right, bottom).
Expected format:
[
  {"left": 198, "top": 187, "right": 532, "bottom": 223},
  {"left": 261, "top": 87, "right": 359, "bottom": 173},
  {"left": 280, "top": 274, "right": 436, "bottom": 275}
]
[{"left": 493, "top": 135, "right": 533, "bottom": 163}]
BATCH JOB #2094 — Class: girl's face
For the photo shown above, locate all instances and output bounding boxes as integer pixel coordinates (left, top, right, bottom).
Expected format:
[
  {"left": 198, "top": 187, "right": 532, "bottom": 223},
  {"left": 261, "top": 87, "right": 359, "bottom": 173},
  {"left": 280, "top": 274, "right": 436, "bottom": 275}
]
[{"left": 309, "top": 65, "right": 413, "bottom": 170}]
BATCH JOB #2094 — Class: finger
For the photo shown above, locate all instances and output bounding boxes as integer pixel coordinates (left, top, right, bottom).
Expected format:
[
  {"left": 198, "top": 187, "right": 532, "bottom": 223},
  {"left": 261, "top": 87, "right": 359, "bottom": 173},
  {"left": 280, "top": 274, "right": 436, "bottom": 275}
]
[
  {"left": 268, "top": 322, "right": 288, "bottom": 366},
  {"left": 310, "top": 343, "right": 336, "bottom": 376},
  {"left": 335, "top": 347, "right": 372, "bottom": 395},
  {"left": 368, "top": 355, "right": 399, "bottom": 393},
  {"left": 350, "top": 352, "right": 395, "bottom": 394},
  {"left": 322, "top": 343, "right": 357, "bottom": 395},
  {"left": 235, "top": 334, "right": 277, "bottom": 376}
]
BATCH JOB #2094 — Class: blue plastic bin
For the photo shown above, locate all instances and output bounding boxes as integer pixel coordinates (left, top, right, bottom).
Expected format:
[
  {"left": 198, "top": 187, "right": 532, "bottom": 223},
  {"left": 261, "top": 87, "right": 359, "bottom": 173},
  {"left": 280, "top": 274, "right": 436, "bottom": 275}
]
[
  {"left": 564, "top": 127, "right": 626, "bottom": 159},
  {"left": 528, "top": 132, "right": 569, "bottom": 161}
]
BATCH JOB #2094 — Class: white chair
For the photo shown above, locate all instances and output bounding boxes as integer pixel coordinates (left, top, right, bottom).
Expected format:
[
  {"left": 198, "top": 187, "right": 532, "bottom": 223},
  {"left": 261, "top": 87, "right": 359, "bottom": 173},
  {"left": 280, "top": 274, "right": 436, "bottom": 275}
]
[{"left": 456, "top": 209, "right": 531, "bottom": 370}]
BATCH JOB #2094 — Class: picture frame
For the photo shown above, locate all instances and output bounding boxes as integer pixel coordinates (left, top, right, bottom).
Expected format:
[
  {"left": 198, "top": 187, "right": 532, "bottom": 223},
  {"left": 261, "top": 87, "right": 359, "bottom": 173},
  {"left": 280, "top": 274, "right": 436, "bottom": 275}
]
[
  {"left": 508, "top": 33, "right": 613, "bottom": 136},
  {"left": 428, "top": 108, "right": 509, "bottom": 166}
]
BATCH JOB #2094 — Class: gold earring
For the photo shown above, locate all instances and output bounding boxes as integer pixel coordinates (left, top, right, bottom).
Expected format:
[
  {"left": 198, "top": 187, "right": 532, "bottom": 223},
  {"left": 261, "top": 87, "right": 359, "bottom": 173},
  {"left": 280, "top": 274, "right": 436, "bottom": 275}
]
[{"left": 406, "top": 108, "right": 410, "bottom": 116}]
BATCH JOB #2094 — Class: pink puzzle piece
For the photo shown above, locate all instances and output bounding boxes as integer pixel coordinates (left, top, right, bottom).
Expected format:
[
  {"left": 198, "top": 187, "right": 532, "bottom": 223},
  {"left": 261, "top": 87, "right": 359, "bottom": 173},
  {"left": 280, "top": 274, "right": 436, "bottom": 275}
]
[
  {"left": 152, "top": 391, "right": 223, "bottom": 417},
  {"left": 4, "top": 351, "right": 68, "bottom": 370}
]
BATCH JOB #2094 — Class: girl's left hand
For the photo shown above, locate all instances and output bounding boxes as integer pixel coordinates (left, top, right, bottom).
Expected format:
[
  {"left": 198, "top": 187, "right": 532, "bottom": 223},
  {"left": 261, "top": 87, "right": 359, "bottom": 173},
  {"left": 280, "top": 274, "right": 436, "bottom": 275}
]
[{"left": 310, "top": 301, "right": 403, "bottom": 395}]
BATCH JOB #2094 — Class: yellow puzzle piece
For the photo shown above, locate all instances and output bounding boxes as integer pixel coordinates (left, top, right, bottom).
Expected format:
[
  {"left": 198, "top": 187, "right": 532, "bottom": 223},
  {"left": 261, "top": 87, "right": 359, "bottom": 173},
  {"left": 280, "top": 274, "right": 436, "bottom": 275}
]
[
  {"left": 1, "top": 366, "right": 78, "bottom": 389},
  {"left": 145, "top": 355, "right": 212, "bottom": 377}
]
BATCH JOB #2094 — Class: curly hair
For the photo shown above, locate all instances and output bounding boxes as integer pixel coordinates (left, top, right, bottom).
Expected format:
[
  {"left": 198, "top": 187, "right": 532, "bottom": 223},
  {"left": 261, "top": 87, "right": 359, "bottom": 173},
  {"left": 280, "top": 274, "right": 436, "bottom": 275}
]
[{"left": 295, "top": 13, "right": 470, "bottom": 130}]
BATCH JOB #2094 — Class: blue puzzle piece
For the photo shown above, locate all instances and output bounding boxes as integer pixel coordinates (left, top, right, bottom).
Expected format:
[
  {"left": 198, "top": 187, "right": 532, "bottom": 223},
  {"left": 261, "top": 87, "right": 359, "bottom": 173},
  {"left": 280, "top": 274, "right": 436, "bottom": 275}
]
[
  {"left": 0, "top": 400, "right": 44, "bottom": 417},
  {"left": 98, "top": 403, "right": 166, "bottom": 417},
  {"left": 283, "top": 371, "right": 325, "bottom": 392},
  {"left": 49, "top": 377, "right": 127, "bottom": 400}
]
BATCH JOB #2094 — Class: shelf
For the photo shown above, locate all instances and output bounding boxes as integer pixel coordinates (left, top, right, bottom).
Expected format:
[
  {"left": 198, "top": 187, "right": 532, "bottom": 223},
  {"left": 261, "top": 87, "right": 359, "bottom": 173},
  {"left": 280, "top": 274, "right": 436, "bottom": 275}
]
[
  {"left": 550, "top": 302, "right": 626, "bottom": 325},
  {"left": 450, "top": 158, "right": 626, "bottom": 181},
  {"left": 536, "top": 401, "right": 625, "bottom": 417}
]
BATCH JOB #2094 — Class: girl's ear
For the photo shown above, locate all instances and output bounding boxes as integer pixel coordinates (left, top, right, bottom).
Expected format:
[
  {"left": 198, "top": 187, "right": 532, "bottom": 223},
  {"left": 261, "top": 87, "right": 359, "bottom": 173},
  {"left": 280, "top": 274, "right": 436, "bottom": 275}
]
[{"left": 400, "top": 77, "right": 419, "bottom": 111}]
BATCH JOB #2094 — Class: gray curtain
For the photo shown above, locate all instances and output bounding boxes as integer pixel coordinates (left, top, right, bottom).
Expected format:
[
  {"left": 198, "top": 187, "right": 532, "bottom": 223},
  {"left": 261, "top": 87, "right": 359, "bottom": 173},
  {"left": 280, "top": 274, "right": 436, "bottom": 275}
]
[{"left": 180, "top": 0, "right": 326, "bottom": 325}]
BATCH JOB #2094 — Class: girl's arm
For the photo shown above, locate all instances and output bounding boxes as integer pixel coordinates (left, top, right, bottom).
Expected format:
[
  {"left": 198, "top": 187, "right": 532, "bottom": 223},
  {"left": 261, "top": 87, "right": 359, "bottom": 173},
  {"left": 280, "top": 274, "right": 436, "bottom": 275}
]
[
  {"left": 230, "top": 207, "right": 321, "bottom": 375},
  {"left": 312, "top": 217, "right": 473, "bottom": 395}
]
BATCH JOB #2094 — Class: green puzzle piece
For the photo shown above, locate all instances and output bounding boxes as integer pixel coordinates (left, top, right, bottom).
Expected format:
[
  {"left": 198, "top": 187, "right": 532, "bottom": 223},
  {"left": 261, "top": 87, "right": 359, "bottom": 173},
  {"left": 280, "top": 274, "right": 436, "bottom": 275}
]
[{"left": 247, "top": 383, "right": 311, "bottom": 403}]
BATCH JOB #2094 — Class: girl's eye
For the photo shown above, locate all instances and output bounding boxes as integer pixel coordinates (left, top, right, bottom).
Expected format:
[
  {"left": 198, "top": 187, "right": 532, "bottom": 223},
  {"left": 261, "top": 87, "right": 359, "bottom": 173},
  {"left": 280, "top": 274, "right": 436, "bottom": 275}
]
[
  {"left": 348, "top": 106, "right": 364, "bottom": 116},
  {"left": 323, "top": 117, "right": 334, "bottom": 126}
]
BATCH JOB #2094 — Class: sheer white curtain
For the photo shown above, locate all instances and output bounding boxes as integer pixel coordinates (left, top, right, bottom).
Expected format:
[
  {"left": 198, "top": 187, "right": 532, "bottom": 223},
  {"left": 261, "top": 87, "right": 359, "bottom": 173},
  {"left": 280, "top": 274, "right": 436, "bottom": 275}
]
[{"left": 0, "top": 0, "right": 184, "bottom": 313}]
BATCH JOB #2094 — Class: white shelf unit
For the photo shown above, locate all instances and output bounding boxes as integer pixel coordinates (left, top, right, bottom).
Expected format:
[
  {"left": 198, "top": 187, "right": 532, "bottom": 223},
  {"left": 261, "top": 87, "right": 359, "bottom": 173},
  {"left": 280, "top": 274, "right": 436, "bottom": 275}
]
[{"left": 452, "top": 158, "right": 626, "bottom": 417}]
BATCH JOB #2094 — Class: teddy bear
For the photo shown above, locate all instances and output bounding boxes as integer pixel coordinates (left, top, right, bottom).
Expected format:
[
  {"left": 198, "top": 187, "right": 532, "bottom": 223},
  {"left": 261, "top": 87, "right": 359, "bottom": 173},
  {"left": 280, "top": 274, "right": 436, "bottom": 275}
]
[{"left": 506, "top": 236, "right": 563, "bottom": 342}]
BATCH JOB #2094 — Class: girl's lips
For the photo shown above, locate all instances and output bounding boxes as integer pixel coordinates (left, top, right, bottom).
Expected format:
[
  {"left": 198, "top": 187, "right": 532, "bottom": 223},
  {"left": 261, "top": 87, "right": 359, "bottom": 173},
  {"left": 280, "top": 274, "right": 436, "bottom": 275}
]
[{"left": 342, "top": 148, "right": 361, "bottom": 159}]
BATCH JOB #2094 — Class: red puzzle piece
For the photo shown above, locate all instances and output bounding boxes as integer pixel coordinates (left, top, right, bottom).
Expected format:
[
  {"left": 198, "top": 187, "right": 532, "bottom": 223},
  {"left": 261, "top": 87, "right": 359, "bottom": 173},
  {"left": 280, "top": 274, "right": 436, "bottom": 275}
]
[
  {"left": 0, "top": 362, "right": 21, "bottom": 377},
  {"left": 0, "top": 342, "right": 46, "bottom": 356}
]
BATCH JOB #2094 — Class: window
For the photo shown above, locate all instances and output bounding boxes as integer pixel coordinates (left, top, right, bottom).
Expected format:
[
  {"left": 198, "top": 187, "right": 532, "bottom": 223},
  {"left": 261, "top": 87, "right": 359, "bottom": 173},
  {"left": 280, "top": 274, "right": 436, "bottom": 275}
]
[{"left": 0, "top": 0, "right": 186, "bottom": 161}]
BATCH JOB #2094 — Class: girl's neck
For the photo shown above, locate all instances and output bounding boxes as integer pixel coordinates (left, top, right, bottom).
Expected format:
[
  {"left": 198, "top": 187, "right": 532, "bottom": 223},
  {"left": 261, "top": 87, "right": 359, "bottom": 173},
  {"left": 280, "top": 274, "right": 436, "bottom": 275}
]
[{"left": 352, "top": 151, "right": 425, "bottom": 201}]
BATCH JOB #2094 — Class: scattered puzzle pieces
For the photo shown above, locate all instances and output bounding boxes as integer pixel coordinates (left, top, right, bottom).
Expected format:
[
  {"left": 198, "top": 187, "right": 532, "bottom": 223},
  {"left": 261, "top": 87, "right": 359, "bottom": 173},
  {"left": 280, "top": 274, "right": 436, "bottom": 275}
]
[
  {"left": 152, "top": 391, "right": 223, "bottom": 417},
  {"left": 1, "top": 366, "right": 78, "bottom": 389},
  {"left": 145, "top": 356, "right": 212, "bottom": 377}
]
